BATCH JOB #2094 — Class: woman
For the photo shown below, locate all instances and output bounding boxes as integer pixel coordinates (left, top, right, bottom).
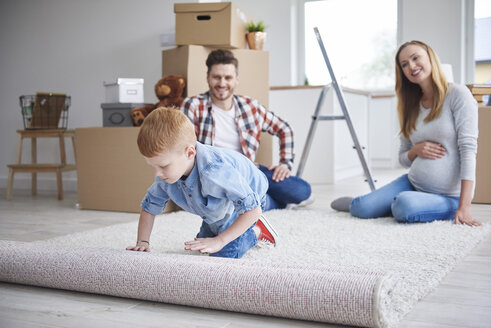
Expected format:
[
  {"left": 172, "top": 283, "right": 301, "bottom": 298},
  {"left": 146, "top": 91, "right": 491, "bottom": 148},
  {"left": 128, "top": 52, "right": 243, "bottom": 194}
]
[{"left": 331, "top": 41, "right": 481, "bottom": 226}]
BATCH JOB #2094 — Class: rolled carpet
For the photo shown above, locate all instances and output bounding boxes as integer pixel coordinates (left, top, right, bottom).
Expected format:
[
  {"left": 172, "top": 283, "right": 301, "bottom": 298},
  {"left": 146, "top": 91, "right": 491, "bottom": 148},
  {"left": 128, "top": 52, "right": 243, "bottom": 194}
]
[{"left": 0, "top": 240, "right": 395, "bottom": 328}]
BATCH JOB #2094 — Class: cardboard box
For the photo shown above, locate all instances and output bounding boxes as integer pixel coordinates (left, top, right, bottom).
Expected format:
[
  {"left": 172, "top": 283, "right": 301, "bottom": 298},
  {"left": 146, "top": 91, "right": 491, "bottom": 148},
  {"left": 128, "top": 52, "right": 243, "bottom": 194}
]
[
  {"left": 467, "top": 84, "right": 491, "bottom": 105},
  {"left": 174, "top": 2, "right": 249, "bottom": 49},
  {"left": 101, "top": 103, "right": 150, "bottom": 127},
  {"left": 162, "top": 45, "right": 269, "bottom": 107},
  {"left": 75, "top": 127, "right": 179, "bottom": 213},
  {"left": 104, "top": 78, "right": 144, "bottom": 103},
  {"left": 162, "top": 45, "right": 272, "bottom": 165},
  {"left": 473, "top": 106, "right": 491, "bottom": 204}
]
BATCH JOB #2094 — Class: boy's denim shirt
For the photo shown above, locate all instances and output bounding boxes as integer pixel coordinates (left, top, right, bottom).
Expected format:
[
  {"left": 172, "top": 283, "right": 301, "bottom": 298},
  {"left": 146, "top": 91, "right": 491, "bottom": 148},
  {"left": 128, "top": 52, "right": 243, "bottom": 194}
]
[{"left": 141, "top": 142, "right": 268, "bottom": 225}]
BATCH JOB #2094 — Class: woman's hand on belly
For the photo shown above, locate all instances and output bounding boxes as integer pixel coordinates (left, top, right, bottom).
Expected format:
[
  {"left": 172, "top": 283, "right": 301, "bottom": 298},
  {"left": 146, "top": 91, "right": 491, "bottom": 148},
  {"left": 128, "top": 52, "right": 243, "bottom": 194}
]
[{"left": 408, "top": 141, "right": 446, "bottom": 161}]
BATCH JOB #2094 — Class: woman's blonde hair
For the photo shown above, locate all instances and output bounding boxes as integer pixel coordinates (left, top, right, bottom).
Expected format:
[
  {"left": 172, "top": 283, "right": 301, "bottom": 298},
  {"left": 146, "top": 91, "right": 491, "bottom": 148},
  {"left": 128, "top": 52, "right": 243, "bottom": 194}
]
[
  {"left": 395, "top": 40, "right": 448, "bottom": 139},
  {"left": 137, "top": 107, "right": 197, "bottom": 157}
]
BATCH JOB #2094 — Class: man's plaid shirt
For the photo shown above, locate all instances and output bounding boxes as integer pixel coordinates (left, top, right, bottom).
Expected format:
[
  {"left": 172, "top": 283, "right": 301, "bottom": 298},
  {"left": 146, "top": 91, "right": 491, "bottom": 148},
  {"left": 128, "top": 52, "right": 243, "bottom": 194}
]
[{"left": 181, "top": 92, "right": 295, "bottom": 170}]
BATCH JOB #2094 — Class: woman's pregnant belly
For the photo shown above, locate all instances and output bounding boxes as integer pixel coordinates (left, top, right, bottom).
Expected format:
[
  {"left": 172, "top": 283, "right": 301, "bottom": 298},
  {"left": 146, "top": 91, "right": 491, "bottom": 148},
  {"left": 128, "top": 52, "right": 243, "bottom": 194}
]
[{"left": 408, "top": 155, "right": 461, "bottom": 197}]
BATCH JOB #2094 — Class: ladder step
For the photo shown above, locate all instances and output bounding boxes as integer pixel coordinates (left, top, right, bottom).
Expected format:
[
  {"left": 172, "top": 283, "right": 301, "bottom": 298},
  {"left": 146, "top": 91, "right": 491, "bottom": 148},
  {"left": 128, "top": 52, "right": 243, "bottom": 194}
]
[
  {"left": 7, "top": 164, "right": 76, "bottom": 173},
  {"left": 316, "top": 115, "right": 345, "bottom": 121}
]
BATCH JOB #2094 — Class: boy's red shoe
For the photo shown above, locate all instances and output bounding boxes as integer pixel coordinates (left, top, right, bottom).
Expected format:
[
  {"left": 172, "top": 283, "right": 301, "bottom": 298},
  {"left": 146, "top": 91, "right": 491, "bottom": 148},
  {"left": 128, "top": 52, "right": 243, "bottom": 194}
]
[{"left": 255, "top": 215, "right": 278, "bottom": 246}]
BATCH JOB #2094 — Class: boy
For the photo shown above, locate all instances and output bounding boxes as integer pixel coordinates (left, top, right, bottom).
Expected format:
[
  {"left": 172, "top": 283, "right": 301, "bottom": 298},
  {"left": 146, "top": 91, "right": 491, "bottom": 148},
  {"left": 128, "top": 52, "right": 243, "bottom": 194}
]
[{"left": 126, "top": 107, "right": 278, "bottom": 258}]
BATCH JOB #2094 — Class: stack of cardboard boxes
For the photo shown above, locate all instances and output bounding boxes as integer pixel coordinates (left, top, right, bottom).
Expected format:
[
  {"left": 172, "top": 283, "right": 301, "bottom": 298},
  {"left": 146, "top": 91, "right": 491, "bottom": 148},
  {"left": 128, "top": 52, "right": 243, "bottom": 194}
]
[
  {"left": 166, "top": 2, "right": 269, "bottom": 106},
  {"left": 164, "top": 2, "right": 272, "bottom": 166},
  {"left": 467, "top": 84, "right": 491, "bottom": 204},
  {"left": 76, "top": 2, "right": 272, "bottom": 213}
]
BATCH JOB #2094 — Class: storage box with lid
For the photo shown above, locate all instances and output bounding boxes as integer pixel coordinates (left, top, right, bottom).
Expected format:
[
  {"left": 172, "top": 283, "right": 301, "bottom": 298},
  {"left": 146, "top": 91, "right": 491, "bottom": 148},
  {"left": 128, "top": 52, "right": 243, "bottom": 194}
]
[
  {"left": 174, "top": 2, "right": 250, "bottom": 49},
  {"left": 101, "top": 103, "right": 151, "bottom": 127},
  {"left": 104, "top": 78, "right": 144, "bottom": 103}
]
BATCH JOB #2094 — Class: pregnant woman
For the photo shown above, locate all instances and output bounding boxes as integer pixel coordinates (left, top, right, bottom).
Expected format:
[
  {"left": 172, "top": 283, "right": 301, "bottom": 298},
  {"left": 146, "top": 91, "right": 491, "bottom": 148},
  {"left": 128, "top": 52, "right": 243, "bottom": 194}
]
[{"left": 331, "top": 40, "right": 481, "bottom": 227}]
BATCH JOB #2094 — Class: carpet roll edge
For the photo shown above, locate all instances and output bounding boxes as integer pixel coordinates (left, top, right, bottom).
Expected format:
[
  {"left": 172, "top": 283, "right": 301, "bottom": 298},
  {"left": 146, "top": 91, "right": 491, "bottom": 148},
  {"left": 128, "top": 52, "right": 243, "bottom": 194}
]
[{"left": 0, "top": 240, "right": 393, "bottom": 327}]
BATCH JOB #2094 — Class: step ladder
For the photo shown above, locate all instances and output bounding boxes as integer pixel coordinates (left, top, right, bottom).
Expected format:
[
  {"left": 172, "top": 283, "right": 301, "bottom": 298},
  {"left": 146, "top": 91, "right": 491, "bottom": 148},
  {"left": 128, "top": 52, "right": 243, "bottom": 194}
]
[{"left": 296, "top": 27, "right": 376, "bottom": 191}]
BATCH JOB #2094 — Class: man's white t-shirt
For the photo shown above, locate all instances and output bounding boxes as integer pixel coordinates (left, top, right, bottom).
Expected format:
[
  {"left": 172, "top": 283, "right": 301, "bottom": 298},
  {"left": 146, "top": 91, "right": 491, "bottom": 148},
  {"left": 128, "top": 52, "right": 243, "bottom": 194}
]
[{"left": 212, "top": 103, "right": 243, "bottom": 153}]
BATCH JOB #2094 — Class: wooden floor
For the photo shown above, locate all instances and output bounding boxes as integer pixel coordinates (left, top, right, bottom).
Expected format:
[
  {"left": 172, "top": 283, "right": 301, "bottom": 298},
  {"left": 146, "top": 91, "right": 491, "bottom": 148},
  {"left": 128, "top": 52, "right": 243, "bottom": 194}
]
[{"left": 0, "top": 169, "right": 490, "bottom": 328}]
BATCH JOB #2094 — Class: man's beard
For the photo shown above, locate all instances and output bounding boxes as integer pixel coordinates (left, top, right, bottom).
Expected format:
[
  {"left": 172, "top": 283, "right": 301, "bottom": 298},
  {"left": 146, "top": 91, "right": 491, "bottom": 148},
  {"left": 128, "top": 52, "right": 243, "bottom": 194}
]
[{"left": 212, "top": 87, "right": 232, "bottom": 100}]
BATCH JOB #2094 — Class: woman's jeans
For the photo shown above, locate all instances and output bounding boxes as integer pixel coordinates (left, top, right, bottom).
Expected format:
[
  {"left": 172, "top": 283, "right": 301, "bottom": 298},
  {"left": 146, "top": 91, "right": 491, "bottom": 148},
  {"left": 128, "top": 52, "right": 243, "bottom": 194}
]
[
  {"left": 258, "top": 164, "right": 312, "bottom": 210},
  {"left": 350, "top": 174, "right": 460, "bottom": 223}
]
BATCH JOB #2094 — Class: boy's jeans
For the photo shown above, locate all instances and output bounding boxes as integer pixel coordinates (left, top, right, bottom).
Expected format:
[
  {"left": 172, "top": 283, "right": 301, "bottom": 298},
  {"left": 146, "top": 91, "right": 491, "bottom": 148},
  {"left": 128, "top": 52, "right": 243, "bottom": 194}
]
[
  {"left": 258, "top": 164, "right": 312, "bottom": 210},
  {"left": 196, "top": 211, "right": 259, "bottom": 259},
  {"left": 350, "top": 174, "right": 460, "bottom": 223}
]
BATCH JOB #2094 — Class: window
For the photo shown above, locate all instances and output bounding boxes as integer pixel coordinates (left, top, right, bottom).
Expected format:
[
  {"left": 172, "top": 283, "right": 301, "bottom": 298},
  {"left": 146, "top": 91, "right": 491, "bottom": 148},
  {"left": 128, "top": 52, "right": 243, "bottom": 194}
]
[
  {"left": 474, "top": 0, "right": 491, "bottom": 84},
  {"left": 304, "top": 0, "right": 397, "bottom": 91}
]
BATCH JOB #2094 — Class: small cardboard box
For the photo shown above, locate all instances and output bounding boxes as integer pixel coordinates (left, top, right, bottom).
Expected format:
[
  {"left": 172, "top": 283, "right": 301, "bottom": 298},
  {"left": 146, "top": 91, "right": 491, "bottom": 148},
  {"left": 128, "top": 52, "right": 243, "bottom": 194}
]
[
  {"left": 473, "top": 106, "right": 491, "bottom": 204},
  {"left": 75, "top": 127, "right": 179, "bottom": 213},
  {"left": 104, "top": 78, "right": 144, "bottom": 103},
  {"left": 162, "top": 45, "right": 272, "bottom": 165},
  {"left": 101, "top": 103, "right": 150, "bottom": 127},
  {"left": 174, "top": 2, "right": 249, "bottom": 49}
]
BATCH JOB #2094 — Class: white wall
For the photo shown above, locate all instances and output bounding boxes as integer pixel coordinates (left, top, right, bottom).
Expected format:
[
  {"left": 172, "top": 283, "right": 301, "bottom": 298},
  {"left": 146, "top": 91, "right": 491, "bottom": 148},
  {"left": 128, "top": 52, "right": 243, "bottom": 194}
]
[
  {"left": 398, "top": 0, "right": 474, "bottom": 84},
  {"left": 0, "top": 0, "right": 295, "bottom": 192},
  {"left": 368, "top": 95, "right": 400, "bottom": 168},
  {"left": 0, "top": 0, "right": 183, "bottom": 191},
  {"left": 232, "top": 0, "right": 296, "bottom": 86},
  {"left": 0, "top": 0, "right": 475, "bottom": 192},
  {"left": 270, "top": 87, "right": 397, "bottom": 185}
]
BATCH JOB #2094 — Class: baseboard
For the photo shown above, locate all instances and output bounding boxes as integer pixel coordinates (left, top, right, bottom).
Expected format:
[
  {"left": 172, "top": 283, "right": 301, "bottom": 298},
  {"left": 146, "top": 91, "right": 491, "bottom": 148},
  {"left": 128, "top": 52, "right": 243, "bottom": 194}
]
[{"left": 0, "top": 176, "right": 78, "bottom": 192}]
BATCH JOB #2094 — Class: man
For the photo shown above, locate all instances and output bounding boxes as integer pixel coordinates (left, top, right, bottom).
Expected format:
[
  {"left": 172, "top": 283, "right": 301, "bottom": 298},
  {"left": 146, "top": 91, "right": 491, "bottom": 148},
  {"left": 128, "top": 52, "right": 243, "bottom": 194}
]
[{"left": 181, "top": 49, "right": 313, "bottom": 210}]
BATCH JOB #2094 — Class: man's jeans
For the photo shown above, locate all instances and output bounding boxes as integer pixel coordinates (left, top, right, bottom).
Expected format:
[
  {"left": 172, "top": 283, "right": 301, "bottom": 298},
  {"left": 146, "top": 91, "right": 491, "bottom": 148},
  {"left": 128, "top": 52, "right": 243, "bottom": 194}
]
[
  {"left": 350, "top": 174, "right": 460, "bottom": 223},
  {"left": 258, "top": 165, "right": 312, "bottom": 210}
]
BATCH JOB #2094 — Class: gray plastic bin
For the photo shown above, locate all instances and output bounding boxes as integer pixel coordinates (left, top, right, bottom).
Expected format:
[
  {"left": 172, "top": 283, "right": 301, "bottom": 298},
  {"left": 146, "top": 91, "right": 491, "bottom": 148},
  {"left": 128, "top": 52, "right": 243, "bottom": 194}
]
[{"left": 101, "top": 103, "right": 151, "bottom": 127}]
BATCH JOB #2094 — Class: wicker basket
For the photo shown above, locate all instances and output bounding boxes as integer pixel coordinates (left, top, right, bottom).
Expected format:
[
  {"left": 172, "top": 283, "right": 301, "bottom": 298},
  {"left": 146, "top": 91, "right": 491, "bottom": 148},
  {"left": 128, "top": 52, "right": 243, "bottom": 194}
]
[{"left": 20, "top": 93, "right": 70, "bottom": 130}]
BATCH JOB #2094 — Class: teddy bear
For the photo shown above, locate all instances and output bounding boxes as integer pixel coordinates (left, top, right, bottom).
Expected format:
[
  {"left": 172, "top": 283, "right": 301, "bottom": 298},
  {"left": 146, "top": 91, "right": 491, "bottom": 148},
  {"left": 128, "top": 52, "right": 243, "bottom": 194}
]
[{"left": 130, "top": 75, "right": 186, "bottom": 126}]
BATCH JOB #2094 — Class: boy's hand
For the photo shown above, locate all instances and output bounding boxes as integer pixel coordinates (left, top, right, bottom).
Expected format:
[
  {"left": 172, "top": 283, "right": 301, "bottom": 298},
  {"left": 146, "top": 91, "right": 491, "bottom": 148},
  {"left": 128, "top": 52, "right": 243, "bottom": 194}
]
[
  {"left": 184, "top": 236, "right": 225, "bottom": 254},
  {"left": 126, "top": 242, "right": 151, "bottom": 252}
]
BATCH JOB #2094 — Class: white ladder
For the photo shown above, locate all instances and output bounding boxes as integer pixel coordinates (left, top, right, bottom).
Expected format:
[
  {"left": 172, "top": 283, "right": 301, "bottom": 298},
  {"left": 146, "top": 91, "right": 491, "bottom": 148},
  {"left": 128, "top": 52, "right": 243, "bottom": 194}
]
[{"left": 296, "top": 27, "right": 376, "bottom": 191}]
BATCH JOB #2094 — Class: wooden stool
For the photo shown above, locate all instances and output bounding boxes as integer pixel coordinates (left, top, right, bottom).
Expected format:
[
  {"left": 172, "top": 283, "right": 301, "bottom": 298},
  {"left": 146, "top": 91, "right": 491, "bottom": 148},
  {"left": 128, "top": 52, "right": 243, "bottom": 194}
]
[{"left": 6, "top": 129, "right": 77, "bottom": 200}]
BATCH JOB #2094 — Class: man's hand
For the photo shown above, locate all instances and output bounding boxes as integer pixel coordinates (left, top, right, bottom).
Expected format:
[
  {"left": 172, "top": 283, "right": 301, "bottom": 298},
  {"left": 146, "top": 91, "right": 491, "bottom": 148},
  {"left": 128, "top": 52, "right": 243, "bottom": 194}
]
[
  {"left": 454, "top": 206, "right": 482, "bottom": 226},
  {"left": 184, "top": 236, "right": 225, "bottom": 254},
  {"left": 126, "top": 242, "right": 151, "bottom": 252},
  {"left": 268, "top": 165, "right": 291, "bottom": 182}
]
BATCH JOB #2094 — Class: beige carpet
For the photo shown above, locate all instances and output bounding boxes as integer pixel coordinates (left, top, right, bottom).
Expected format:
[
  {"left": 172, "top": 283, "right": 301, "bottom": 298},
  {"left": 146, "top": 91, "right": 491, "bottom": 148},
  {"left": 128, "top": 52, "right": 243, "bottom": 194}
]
[{"left": 0, "top": 209, "right": 489, "bottom": 327}]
